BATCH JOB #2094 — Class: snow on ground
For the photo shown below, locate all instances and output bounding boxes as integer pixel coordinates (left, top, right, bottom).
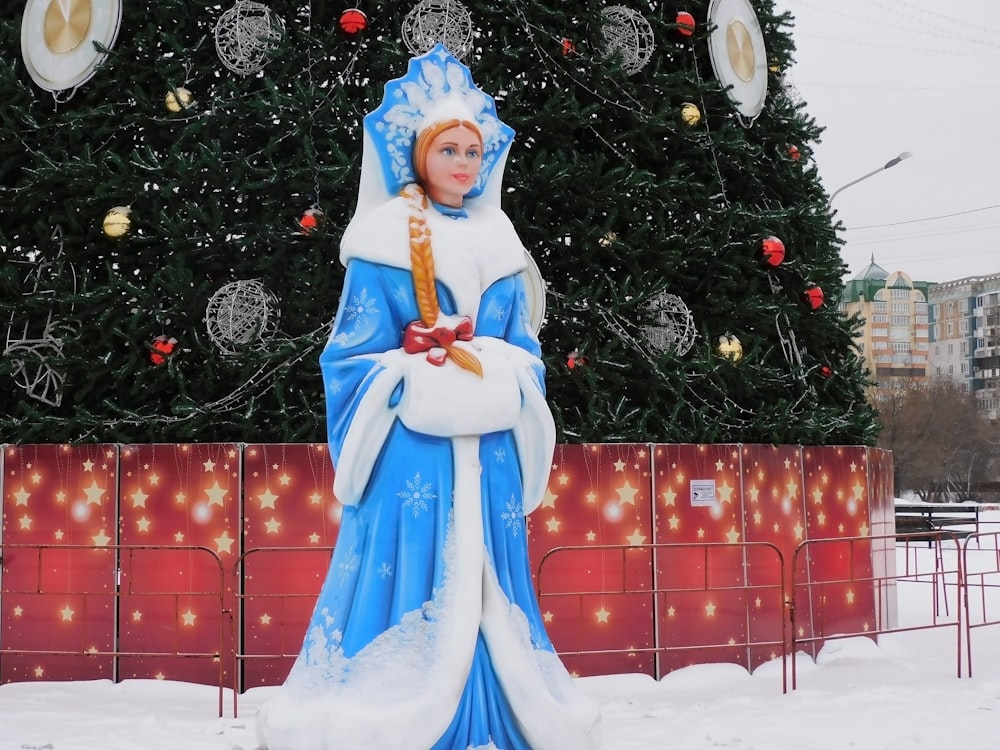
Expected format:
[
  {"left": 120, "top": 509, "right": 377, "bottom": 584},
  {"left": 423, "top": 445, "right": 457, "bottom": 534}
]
[{"left": 2, "top": 512, "right": 999, "bottom": 750}]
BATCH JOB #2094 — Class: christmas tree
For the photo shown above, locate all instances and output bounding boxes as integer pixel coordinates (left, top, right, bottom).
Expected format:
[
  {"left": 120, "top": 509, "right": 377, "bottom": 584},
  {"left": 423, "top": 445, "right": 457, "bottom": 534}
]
[{"left": 0, "top": 0, "right": 877, "bottom": 445}]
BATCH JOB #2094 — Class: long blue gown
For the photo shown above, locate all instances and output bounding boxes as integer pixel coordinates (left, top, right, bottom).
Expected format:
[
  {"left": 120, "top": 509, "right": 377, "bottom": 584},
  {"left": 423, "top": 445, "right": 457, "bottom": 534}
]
[{"left": 255, "top": 196, "right": 602, "bottom": 750}]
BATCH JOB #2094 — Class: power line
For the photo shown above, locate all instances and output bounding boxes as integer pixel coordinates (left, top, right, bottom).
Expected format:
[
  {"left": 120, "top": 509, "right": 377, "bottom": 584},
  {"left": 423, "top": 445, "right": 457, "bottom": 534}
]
[
  {"left": 789, "top": 29, "right": 1000, "bottom": 60},
  {"left": 787, "top": 0, "right": 1000, "bottom": 50},
  {"left": 845, "top": 221, "right": 1000, "bottom": 246},
  {"left": 880, "top": 0, "right": 1000, "bottom": 39},
  {"left": 845, "top": 203, "right": 1000, "bottom": 230}
]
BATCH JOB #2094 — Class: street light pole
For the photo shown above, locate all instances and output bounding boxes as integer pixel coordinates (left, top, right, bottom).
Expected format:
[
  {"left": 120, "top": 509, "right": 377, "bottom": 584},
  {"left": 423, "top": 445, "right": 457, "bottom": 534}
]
[{"left": 829, "top": 151, "right": 913, "bottom": 202}]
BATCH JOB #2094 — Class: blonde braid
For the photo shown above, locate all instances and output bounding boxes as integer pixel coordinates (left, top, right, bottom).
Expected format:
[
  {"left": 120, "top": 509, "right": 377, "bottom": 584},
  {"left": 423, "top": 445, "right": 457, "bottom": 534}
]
[{"left": 401, "top": 183, "right": 483, "bottom": 377}]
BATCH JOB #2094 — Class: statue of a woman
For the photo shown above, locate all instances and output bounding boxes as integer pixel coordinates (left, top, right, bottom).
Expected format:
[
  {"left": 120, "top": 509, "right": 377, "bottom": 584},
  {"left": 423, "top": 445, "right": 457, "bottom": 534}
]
[{"left": 255, "top": 44, "right": 602, "bottom": 750}]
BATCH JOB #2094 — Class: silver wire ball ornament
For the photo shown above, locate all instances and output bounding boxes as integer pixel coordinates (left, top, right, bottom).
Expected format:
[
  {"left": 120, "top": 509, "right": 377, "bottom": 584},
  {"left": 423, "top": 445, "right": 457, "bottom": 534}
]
[
  {"left": 205, "top": 280, "right": 280, "bottom": 354},
  {"left": 4, "top": 334, "right": 67, "bottom": 407},
  {"left": 643, "top": 292, "right": 697, "bottom": 357},
  {"left": 601, "top": 5, "right": 655, "bottom": 75},
  {"left": 214, "top": 0, "right": 286, "bottom": 76},
  {"left": 402, "top": 0, "right": 474, "bottom": 61}
]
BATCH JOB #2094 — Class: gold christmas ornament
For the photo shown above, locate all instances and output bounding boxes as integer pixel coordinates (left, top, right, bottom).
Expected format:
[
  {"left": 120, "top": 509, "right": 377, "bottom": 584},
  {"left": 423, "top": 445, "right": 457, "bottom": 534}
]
[
  {"left": 165, "top": 86, "right": 193, "bottom": 112},
  {"left": 681, "top": 102, "right": 702, "bottom": 126},
  {"left": 102, "top": 205, "right": 132, "bottom": 238},
  {"left": 716, "top": 333, "right": 743, "bottom": 361}
]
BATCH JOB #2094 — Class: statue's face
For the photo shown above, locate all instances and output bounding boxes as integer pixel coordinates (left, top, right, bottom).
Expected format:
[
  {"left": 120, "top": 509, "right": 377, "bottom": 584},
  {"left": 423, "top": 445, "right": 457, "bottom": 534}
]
[{"left": 422, "top": 125, "right": 483, "bottom": 208}]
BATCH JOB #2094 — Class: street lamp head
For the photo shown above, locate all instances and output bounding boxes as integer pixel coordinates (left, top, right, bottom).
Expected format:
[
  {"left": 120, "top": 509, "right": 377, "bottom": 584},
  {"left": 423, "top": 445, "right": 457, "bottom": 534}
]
[
  {"left": 829, "top": 150, "right": 914, "bottom": 202},
  {"left": 884, "top": 151, "right": 913, "bottom": 169}
]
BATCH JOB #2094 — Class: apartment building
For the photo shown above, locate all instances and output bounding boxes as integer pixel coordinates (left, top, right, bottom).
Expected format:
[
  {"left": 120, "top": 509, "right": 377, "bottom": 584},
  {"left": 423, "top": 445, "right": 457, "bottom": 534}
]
[
  {"left": 927, "top": 273, "right": 1000, "bottom": 419},
  {"left": 840, "top": 258, "right": 931, "bottom": 401},
  {"left": 927, "top": 276, "right": 976, "bottom": 390}
]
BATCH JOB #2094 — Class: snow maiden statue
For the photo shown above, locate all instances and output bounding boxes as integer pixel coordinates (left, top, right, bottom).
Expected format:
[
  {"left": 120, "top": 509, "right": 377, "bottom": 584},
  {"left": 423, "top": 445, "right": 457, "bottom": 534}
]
[{"left": 255, "top": 45, "right": 603, "bottom": 750}]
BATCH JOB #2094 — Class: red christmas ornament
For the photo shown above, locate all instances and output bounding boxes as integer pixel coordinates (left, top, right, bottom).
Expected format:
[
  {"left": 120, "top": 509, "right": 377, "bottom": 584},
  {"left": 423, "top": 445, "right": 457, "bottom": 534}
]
[
  {"left": 298, "top": 206, "right": 326, "bottom": 234},
  {"left": 803, "top": 286, "right": 825, "bottom": 310},
  {"left": 787, "top": 145, "right": 801, "bottom": 161},
  {"left": 561, "top": 38, "right": 577, "bottom": 57},
  {"left": 760, "top": 235, "right": 785, "bottom": 267},
  {"left": 150, "top": 335, "right": 177, "bottom": 365},
  {"left": 339, "top": 8, "right": 368, "bottom": 35},
  {"left": 567, "top": 349, "right": 586, "bottom": 369},
  {"left": 676, "top": 11, "right": 696, "bottom": 36},
  {"left": 820, "top": 365, "right": 833, "bottom": 378}
]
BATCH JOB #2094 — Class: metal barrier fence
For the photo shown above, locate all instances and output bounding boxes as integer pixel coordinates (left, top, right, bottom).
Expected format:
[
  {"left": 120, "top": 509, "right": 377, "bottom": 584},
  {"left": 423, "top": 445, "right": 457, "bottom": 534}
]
[
  {"left": 961, "top": 530, "right": 1000, "bottom": 677},
  {"left": 6, "top": 532, "right": 1000, "bottom": 717},
  {"left": 789, "top": 531, "right": 966, "bottom": 690},
  {"left": 535, "top": 541, "right": 789, "bottom": 693},
  {"left": 230, "top": 545, "right": 334, "bottom": 717},
  {"left": 0, "top": 543, "right": 227, "bottom": 716}
]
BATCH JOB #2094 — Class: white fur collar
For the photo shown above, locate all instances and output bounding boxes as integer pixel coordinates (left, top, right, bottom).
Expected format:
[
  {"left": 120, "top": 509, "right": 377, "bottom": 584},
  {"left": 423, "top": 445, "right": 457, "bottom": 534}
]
[{"left": 340, "top": 197, "right": 527, "bottom": 320}]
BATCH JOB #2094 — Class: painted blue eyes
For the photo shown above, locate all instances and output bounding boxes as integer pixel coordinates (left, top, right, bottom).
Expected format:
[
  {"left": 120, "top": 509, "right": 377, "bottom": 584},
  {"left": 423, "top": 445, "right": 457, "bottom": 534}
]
[{"left": 441, "top": 147, "right": 480, "bottom": 158}]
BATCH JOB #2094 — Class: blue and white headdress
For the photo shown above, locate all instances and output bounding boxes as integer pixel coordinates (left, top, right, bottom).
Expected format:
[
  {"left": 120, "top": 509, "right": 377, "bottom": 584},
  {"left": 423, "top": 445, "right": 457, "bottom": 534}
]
[{"left": 352, "top": 44, "right": 516, "bottom": 218}]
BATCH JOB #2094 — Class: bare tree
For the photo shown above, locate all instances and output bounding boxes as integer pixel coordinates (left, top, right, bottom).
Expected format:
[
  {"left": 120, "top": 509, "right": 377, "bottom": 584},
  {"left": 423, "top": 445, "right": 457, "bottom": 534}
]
[{"left": 876, "top": 377, "right": 993, "bottom": 501}]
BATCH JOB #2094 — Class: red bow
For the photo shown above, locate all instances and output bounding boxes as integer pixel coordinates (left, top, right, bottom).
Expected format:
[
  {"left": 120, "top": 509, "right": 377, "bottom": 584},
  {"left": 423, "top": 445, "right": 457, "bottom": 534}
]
[{"left": 403, "top": 317, "right": 475, "bottom": 366}]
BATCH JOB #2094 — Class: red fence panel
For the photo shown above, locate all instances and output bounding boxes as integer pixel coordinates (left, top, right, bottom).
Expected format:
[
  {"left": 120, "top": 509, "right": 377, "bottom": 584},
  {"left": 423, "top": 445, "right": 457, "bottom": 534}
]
[{"left": 1, "top": 444, "right": 118, "bottom": 682}]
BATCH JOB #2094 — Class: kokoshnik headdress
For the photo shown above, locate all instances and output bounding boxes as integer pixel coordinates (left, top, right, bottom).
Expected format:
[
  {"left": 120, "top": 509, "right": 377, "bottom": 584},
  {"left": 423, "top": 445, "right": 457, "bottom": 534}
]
[{"left": 352, "top": 43, "right": 516, "bottom": 219}]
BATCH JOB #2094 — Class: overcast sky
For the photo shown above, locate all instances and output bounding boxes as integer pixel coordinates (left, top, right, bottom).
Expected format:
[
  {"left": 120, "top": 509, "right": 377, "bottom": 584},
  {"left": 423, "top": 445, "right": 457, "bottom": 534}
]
[{"left": 772, "top": 0, "right": 1000, "bottom": 284}]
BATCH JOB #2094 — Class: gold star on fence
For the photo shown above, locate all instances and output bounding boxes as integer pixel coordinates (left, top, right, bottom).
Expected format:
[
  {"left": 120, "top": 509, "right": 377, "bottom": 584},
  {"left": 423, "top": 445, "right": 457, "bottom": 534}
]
[
  {"left": 83, "top": 480, "right": 105, "bottom": 505},
  {"left": 257, "top": 488, "right": 279, "bottom": 509},
  {"left": 214, "top": 530, "right": 235, "bottom": 554},
  {"left": 541, "top": 489, "right": 558, "bottom": 508},
  {"left": 616, "top": 480, "right": 639, "bottom": 505},
  {"left": 204, "top": 481, "right": 228, "bottom": 507},
  {"left": 718, "top": 480, "right": 734, "bottom": 504},
  {"left": 626, "top": 528, "right": 647, "bottom": 546}
]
